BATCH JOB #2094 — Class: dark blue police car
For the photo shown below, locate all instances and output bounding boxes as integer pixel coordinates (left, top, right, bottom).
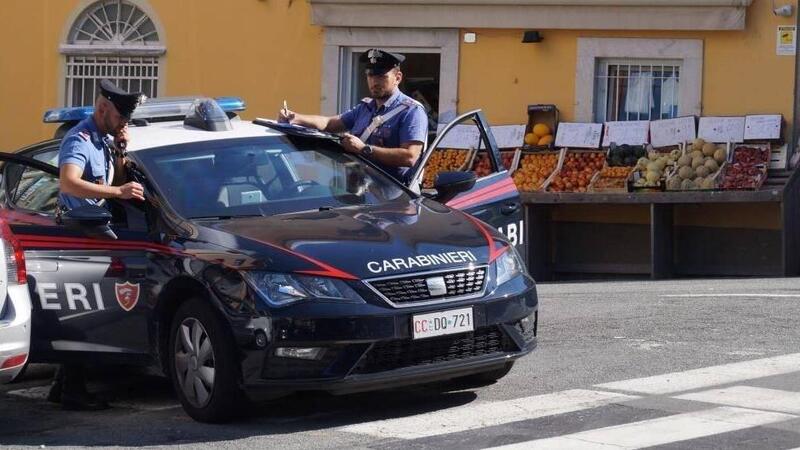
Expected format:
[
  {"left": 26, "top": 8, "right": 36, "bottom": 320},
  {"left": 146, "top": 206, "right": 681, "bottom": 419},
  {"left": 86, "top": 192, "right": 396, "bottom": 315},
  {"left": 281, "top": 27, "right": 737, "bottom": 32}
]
[{"left": 0, "top": 97, "right": 537, "bottom": 422}]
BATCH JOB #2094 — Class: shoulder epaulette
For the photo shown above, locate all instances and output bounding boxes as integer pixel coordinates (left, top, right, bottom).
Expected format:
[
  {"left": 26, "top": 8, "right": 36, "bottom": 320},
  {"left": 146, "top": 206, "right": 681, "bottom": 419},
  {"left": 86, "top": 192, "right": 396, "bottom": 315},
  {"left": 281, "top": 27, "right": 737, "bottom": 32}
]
[
  {"left": 401, "top": 98, "right": 423, "bottom": 109},
  {"left": 77, "top": 130, "right": 90, "bottom": 142}
]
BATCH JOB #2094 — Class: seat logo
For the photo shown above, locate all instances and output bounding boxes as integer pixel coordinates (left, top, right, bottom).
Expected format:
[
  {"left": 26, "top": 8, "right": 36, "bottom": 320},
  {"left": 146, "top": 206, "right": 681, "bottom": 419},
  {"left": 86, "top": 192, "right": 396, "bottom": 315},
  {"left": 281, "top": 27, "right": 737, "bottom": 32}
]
[
  {"left": 425, "top": 276, "right": 448, "bottom": 297},
  {"left": 115, "top": 282, "right": 140, "bottom": 312}
]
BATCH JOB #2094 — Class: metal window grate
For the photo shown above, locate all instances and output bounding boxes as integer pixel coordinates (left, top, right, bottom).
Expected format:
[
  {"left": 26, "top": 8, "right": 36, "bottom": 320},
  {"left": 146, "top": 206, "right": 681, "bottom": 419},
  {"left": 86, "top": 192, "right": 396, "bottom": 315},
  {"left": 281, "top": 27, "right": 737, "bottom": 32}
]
[
  {"left": 594, "top": 59, "right": 681, "bottom": 122},
  {"left": 65, "top": 55, "right": 159, "bottom": 106}
]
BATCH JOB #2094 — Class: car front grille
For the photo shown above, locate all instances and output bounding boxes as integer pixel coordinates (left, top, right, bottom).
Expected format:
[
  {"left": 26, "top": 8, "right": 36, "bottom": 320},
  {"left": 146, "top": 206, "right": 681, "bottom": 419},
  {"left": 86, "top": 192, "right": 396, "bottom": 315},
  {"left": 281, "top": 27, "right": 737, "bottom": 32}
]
[
  {"left": 351, "top": 326, "right": 511, "bottom": 375},
  {"left": 366, "top": 266, "right": 487, "bottom": 306}
]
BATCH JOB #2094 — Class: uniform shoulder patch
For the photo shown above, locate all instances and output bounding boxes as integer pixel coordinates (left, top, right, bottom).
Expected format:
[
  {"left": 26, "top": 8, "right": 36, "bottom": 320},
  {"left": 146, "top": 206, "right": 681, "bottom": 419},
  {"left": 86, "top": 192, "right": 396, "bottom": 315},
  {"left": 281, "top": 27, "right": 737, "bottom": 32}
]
[{"left": 400, "top": 98, "right": 424, "bottom": 109}]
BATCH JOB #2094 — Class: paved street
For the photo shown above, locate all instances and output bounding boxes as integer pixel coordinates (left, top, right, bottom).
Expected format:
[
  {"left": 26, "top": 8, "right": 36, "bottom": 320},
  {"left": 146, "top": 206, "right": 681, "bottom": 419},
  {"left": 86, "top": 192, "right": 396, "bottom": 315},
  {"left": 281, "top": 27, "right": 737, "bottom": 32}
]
[{"left": 2, "top": 278, "right": 800, "bottom": 449}]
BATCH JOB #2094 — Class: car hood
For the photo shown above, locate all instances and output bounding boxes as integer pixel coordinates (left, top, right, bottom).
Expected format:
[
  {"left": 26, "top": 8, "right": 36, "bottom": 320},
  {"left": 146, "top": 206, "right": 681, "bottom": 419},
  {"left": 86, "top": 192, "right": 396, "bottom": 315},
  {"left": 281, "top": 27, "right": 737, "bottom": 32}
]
[{"left": 197, "top": 199, "right": 504, "bottom": 279}]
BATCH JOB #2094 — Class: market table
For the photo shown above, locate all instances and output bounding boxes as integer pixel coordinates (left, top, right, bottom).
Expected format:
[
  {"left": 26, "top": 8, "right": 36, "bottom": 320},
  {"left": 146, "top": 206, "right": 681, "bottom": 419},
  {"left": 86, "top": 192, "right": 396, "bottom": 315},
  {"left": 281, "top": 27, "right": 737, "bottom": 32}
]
[{"left": 522, "top": 169, "right": 800, "bottom": 280}]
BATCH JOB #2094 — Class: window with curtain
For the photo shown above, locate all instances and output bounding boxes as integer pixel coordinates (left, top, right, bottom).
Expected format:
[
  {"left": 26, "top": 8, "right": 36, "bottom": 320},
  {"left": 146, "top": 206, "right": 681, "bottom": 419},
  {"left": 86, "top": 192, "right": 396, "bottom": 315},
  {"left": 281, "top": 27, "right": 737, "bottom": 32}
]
[{"left": 594, "top": 59, "right": 681, "bottom": 122}]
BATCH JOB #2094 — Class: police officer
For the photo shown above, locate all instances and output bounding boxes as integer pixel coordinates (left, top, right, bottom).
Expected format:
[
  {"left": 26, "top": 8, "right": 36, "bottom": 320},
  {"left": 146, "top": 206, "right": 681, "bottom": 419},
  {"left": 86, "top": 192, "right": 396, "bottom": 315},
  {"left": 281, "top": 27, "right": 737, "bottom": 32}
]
[
  {"left": 48, "top": 79, "right": 145, "bottom": 411},
  {"left": 279, "top": 48, "right": 428, "bottom": 183}
]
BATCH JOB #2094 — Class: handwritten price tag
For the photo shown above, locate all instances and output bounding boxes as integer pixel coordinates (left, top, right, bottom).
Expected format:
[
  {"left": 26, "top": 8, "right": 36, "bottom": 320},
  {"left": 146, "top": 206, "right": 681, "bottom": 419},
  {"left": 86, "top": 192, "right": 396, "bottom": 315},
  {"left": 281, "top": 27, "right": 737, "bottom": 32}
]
[
  {"left": 555, "top": 122, "right": 603, "bottom": 149},
  {"left": 650, "top": 116, "right": 696, "bottom": 148},
  {"left": 744, "top": 115, "right": 782, "bottom": 140},
  {"left": 698, "top": 116, "right": 745, "bottom": 143},
  {"left": 602, "top": 121, "right": 649, "bottom": 146}
]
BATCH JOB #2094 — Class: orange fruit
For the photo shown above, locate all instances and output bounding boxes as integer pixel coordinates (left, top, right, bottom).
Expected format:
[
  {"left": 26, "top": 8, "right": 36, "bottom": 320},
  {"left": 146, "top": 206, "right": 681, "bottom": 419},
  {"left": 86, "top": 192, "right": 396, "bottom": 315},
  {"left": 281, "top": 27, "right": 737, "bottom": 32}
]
[
  {"left": 532, "top": 123, "right": 550, "bottom": 138},
  {"left": 524, "top": 133, "right": 538, "bottom": 146},
  {"left": 538, "top": 134, "right": 554, "bottom": 146}
]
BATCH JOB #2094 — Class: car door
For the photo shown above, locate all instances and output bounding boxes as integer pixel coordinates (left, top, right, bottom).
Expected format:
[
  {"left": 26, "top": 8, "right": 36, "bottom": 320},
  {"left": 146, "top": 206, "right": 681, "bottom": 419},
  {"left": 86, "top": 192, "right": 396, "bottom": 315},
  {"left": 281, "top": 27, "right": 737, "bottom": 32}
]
[
  {"left": 0, "top": 151, "right": 156, "bottom": 364},
  {"left": 408, "top": 110, "right": 525, "bottom": 258}
]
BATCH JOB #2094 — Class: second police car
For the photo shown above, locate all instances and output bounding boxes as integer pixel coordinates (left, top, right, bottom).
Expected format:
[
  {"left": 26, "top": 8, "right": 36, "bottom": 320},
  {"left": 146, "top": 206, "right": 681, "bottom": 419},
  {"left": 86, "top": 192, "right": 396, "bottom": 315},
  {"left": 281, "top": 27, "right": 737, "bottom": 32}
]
[{"left": 0, "top": 97, "right": 537, "bottom": 422}]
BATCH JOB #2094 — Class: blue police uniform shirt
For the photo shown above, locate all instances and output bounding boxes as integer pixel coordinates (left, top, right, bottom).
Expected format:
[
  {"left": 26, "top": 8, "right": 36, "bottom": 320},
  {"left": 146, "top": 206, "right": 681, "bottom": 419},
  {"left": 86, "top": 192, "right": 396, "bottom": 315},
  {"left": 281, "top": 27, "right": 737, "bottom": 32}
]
[
  {"left": 339, "top": 89, "right": 428, "bottom": 181},
  {"left": 57, "top": 116, "right": 113, "bottom": 210}
]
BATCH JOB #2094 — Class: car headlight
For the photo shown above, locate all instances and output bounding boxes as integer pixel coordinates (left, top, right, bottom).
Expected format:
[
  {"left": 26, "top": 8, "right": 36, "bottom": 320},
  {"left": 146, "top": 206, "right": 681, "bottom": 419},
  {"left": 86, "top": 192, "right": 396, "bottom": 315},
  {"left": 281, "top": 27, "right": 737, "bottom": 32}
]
[
  {"left": 243, "top": 272, "right": 364, "bottom": 307},
  {"left": 495, "top": 245, "right": 524, "bottom": 286}
]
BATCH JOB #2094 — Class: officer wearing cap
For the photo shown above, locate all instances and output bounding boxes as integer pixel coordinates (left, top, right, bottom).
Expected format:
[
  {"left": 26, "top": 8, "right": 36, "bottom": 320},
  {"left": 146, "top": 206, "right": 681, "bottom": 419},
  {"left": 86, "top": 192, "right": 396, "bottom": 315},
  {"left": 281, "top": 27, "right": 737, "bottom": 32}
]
[
  {"left": 49, "top": 79, "right": 145, "bottom": 411},
  {"left": 279, "top": 48, "right": 428, "bottom": 182},
  {"left": 58, "top": 79, "right": 145, "bottom": 212}
]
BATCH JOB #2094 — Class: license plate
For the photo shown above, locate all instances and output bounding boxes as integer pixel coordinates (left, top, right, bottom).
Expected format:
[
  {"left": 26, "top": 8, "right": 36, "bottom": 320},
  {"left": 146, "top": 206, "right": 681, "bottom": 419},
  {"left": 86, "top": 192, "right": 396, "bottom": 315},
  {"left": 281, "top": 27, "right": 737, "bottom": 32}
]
[{"left": 412, "top": 307, "right": 474, "bottom": 340}]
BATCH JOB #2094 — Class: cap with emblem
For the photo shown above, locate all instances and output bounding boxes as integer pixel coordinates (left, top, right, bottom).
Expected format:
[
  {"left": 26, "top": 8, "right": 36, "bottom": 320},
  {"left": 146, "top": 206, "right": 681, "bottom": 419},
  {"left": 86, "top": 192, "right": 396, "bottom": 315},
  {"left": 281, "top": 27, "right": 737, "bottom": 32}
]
[
  {"left": 98, "top": 79, "right": 144, "bottom": 119},
  {"left": 360, "top": 49, "right": 405, "bottom": 76}
]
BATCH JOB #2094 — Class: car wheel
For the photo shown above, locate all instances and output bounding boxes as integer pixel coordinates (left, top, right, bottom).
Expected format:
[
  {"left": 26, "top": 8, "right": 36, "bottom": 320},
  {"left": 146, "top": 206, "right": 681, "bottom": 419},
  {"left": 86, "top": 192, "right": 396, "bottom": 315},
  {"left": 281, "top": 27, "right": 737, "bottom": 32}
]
[{"left": 168, "top": 298, "right": 243, "bottom": 423}]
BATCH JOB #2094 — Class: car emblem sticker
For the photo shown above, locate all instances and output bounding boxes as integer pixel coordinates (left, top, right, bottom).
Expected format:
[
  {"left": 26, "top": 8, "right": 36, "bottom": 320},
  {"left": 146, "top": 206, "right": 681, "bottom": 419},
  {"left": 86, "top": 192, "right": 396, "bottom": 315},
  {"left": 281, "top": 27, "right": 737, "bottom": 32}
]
[
  {"left": 115, "top": 282, "right": 140, "bottom": 312},
  {"left": 425, "top": 276, "right": 448, "bottom": 297}
]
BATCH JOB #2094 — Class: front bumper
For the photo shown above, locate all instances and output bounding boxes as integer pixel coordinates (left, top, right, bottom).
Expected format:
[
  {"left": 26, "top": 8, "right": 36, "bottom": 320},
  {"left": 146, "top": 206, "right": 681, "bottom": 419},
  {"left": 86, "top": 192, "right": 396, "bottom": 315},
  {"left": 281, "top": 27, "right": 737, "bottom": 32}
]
[{"left": 235, "top": 274, "right": 537, "bottom": 399}]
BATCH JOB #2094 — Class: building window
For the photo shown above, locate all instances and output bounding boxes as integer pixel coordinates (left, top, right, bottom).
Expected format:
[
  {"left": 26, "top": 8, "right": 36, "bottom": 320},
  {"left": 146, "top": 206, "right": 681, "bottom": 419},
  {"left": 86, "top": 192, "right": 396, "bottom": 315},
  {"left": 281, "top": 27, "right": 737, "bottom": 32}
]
[
  {"left": 575, "top": 38, "right": 702, "bottom": 122},
  {"left": 61, "top": 0, "right": 165, "bottom": 106},
  {"left": 594, "top": 59, "right": 681, "bottom": 122}
]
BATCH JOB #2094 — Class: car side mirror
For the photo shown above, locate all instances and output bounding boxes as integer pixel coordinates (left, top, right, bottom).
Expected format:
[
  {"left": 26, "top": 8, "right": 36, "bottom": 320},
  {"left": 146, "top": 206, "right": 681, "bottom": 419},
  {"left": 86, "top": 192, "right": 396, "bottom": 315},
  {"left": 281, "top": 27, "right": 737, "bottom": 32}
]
[
  {"left": 61, "top": 205, "right": 117, "bottom": 240},
  {"left": 433, "top": 171, "right": 476, "bottom": 204}
]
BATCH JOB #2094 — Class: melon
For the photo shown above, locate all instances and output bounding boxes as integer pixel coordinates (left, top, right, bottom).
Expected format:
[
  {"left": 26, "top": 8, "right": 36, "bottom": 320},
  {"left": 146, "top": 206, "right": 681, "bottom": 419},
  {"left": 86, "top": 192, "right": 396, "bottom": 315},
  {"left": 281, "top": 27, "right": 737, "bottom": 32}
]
[{"left": 702, "top": 142, "right": 716, "bottom": 157}]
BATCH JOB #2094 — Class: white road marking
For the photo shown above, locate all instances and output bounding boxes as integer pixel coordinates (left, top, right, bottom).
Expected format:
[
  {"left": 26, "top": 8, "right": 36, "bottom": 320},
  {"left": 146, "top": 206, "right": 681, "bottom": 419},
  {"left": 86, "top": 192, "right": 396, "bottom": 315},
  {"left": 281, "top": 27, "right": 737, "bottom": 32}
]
[
  {"left": 677, "top": 386, "right": 800, "bottom": 415},
  {"left": 595, "top": 353, "right": 800, "bottom": 395},
  {"left": 486, "top": 407, "right": 796, "bottom": 450},
  {"left": 660, "top": 294, "right": 800, "bottom": 298},
  {"left": 338, "top": 389, "right": 639, "bottom": 439}
]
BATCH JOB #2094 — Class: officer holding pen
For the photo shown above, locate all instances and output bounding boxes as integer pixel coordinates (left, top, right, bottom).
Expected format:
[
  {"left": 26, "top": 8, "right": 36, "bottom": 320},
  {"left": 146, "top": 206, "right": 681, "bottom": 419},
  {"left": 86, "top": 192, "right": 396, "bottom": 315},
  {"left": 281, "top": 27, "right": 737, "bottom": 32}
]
[{"left": 278, "top": 48, "right": 429, "bottom": 183}]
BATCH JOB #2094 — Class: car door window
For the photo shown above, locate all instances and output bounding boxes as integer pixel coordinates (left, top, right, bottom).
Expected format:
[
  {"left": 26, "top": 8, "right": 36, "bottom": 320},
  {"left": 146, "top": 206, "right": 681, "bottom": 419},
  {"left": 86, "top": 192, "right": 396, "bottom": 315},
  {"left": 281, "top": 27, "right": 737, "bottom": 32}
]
[{"left": 4, "top": 163, "right": 59, "bottom": 215}]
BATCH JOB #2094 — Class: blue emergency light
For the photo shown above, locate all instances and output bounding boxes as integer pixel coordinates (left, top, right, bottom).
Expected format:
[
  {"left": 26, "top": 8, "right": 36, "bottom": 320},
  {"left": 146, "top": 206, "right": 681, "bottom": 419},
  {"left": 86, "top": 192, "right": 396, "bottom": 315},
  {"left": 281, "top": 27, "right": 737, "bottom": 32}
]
[{"left": 43, "top": 96, "right": 246, "bottom": 124}]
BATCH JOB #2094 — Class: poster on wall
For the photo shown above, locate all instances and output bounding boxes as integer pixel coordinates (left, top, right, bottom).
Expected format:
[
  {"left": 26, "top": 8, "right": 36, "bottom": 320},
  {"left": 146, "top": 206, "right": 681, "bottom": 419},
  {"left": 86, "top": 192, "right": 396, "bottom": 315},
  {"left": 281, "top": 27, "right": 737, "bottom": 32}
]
[{"left": 777, "top": 25, "right": 796, "bottom": 56}]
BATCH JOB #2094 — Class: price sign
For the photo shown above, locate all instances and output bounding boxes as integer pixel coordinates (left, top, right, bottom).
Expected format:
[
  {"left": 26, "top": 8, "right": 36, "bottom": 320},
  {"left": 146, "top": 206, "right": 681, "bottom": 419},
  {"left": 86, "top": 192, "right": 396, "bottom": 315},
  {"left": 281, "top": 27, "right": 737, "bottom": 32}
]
[
  {"left": 698, "top": 116, "right": 745, "bottom": 143},
  {"left": 650, "top": 116, "right": 696, "bottom": 148},
  {"left": 744, "top": 115, "right": 782, "bottom": 140},
  {"left": 554, "top": 122, "right": 603, "bottom": 148},
  {"left": 602, "top": 120, "right": 650, "bottom": 146},
  {"left": 435, "top": 124, "right": 526, "bottom": 149}
]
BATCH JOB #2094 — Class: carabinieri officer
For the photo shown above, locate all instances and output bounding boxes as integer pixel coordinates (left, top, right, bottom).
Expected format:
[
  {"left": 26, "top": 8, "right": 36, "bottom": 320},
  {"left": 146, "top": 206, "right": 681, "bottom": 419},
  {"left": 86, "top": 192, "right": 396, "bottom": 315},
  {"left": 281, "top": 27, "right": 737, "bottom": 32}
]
[
  {"left": 279, "top": 48, "right": 429, "bottom": 183},
  {"left": 49, "top": 79, "right": 145, "bottom": 411},
  {"left": 58, "top": 78, "right": 145, "bottom": 212}
]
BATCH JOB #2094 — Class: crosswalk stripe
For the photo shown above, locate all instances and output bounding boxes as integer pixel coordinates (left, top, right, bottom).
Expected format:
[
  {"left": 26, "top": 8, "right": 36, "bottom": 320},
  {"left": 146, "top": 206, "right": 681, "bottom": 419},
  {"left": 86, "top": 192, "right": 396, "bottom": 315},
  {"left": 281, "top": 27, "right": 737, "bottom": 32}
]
[
  {"left": 677, "top": 386, "right": 800, "bottom": 415},
  {"left": 338, "top": 389, "right": 639, "bottom": 439},
  {"left": 595, "top": 353, "right": 800, "bottom": 395},
  {"left": 485, "top": 407, "right": 796, "bottom": 450}
]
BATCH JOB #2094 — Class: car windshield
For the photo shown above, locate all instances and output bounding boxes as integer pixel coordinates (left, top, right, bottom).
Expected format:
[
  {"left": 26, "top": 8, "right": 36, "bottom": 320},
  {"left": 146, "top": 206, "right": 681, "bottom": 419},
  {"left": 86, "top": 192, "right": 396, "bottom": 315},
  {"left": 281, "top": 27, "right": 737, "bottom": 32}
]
[{"left": 134, "top": 136, "right": 411, "bottom": 219}]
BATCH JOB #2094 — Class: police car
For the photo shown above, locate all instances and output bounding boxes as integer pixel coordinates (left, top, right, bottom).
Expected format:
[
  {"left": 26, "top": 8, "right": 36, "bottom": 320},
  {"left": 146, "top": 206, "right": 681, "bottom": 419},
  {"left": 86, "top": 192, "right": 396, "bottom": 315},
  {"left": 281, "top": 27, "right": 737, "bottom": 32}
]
[
  {"left": 0, "top": 233, "right": 32, "bottom": 383},
  {"left": 0, "top": 97, "right": 537, "bottom": 422}
]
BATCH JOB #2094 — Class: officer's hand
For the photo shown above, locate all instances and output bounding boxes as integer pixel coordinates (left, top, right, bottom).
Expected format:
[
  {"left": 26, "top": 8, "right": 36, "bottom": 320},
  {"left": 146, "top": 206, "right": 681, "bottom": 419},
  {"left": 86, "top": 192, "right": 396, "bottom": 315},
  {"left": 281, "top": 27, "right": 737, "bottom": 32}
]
[
  {"left": 118, "top": 181, "right": 145, "bottom": 201},
  {"left": 114, "top": 125, "right": 130, "bottom": 152},
  {"left": 341, "top": 133, "right": 365, "bottom": 154},
  {"left": 278, "top": 108, "right": 295, "bottom": 124}
]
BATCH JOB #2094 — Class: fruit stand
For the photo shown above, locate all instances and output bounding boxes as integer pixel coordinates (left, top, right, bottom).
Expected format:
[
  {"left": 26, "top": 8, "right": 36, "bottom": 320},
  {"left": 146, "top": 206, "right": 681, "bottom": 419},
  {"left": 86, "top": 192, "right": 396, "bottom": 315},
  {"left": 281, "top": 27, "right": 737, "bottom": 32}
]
[{"left": 509, "top": 108, "right": 800, "bottom": 280}]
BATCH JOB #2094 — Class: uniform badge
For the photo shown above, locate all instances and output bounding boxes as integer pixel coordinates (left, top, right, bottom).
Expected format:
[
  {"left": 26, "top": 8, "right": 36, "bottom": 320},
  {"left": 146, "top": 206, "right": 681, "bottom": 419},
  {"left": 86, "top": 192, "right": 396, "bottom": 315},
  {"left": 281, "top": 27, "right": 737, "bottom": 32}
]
[{"left": 115, "top": 282, "right": 140, "bottom": 311}]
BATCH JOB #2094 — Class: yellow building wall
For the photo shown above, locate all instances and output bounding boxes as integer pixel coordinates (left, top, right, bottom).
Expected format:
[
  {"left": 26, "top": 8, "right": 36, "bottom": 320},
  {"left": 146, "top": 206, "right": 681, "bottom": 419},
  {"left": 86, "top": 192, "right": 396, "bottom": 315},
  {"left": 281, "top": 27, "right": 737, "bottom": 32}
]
[
  {"left": 0, "top": 0, "right": 322, "bottom": 151},
  {"left": 458, "top": 2, "right": 797, "bottom": 125}
]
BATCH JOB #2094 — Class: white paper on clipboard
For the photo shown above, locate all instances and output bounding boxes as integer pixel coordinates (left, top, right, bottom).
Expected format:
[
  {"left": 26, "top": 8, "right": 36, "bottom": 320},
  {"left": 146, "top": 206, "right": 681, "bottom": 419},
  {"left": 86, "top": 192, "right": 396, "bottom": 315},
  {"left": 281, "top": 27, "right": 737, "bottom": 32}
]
[{"left": 554, "top": 122, "right": 603, "bottom": 149}]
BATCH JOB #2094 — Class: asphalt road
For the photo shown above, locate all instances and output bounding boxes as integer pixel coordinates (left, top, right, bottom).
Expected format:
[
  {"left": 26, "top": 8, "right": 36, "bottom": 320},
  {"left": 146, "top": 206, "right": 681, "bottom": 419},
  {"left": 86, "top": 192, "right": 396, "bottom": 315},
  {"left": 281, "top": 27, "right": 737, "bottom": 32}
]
[{"left": 2, "top": 278, "right": 800, "bottom": 449}]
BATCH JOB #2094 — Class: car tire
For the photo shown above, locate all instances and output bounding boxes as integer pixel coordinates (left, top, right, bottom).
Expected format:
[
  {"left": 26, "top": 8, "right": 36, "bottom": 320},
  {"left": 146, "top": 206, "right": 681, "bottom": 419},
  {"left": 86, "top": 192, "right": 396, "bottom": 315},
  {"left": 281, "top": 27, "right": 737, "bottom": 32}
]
[
  {"left": 456, "top": 361, "right": 515, "bottom": 386},
  {"left": 168, "top": 297, "right": 243, "bottom": 423}
]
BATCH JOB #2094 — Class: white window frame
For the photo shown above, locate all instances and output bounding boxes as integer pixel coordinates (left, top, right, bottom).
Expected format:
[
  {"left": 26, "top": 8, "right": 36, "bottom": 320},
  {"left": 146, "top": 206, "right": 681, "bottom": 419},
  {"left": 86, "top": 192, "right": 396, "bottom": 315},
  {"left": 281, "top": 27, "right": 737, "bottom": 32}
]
[
  {"left": 594, "top": 58, "right": 682, "bottom": 123},
  {"left": 575, "top": 38, "right": 702, "bottom": 122},
  {"left": 58, "top": 0, "right": 166, "bottom": 107},
  {"left": 322, "top": 28, "right": 459, "bottom": 125}
]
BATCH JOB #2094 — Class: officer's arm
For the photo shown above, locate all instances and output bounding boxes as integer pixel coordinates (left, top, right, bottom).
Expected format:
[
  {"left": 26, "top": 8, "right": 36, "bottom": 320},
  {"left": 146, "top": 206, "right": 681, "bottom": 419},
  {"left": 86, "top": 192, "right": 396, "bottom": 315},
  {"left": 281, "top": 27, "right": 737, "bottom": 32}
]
[
  {"left": 366, "top": 142, "right": 423, "bottom": 168},
  {"left": 289, "top": 114, "right": 347, "bottom": 133},
  {"left": 60, "top": 164, "right": 143, "bottom": 201}
]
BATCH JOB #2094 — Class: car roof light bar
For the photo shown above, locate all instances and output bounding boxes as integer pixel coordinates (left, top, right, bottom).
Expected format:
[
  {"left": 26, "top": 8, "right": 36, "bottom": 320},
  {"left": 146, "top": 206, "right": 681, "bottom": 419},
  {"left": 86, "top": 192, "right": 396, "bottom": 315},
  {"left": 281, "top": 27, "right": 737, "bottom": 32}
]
[{"left": 42, "top": 96, "right": 246, "bottom": 124}]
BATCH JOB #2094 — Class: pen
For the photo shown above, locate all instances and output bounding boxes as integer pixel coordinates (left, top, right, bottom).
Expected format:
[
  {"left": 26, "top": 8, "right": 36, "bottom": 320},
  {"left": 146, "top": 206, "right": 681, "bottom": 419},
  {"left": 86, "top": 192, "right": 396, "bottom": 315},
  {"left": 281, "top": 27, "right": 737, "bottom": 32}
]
[{"left": 283, "top": 100, "right": 288, "bottom": 116}]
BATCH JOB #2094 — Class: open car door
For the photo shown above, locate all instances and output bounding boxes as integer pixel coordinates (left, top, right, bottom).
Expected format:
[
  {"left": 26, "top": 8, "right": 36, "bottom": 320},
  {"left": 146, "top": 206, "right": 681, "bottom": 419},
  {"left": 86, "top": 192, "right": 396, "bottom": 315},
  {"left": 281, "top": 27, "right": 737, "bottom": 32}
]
[
  {"left": 407, "top": 110, "right": 525, "bottom": 258},
  {"left": 0, "top": 151, "right": 154, "bottom": 365}
]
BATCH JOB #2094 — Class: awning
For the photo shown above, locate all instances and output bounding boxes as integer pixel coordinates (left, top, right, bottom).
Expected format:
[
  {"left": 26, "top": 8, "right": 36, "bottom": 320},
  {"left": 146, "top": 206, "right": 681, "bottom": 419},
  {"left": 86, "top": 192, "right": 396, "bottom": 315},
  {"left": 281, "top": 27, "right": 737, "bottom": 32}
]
[{"left": 309, "top": 0, "right": 753, "bottom": 31}]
